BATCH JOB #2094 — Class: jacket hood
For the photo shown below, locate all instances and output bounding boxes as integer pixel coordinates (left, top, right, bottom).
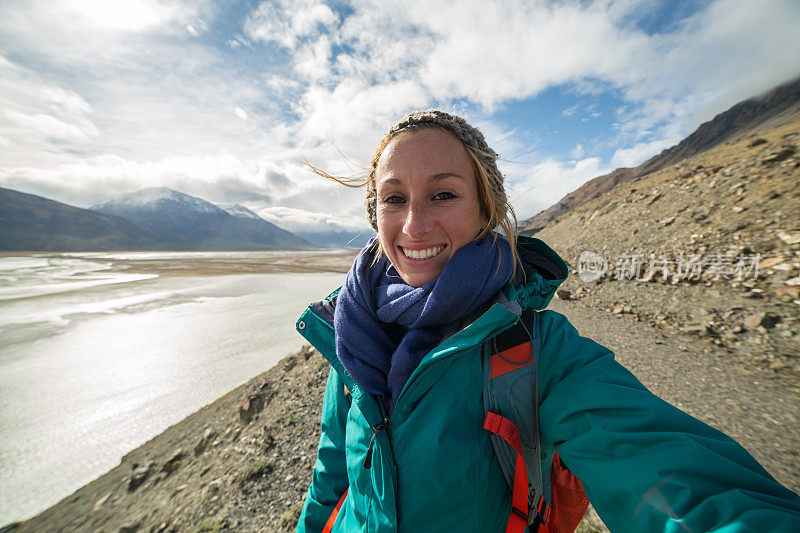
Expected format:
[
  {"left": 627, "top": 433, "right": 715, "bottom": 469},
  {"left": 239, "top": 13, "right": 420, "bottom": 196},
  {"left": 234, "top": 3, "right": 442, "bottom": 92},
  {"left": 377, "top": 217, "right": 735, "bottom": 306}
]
[{"left": 503, "top": 235, "right": 568, "bottom": 311}]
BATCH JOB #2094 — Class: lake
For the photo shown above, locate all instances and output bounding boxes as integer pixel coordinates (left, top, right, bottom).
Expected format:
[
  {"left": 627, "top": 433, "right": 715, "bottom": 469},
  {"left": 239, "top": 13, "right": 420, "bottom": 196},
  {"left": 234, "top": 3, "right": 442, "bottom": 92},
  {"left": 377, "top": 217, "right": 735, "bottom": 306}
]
[{"left": 0, "top": 251, "right": 348, "bottom": 524}]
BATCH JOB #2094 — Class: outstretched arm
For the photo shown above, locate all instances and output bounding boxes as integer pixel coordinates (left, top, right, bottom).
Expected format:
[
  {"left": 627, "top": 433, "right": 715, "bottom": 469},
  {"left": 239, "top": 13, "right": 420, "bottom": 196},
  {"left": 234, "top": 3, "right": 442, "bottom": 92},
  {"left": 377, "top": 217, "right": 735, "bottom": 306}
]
[{"left": 536, "top": 310, "right": 800, "bottom": 533}]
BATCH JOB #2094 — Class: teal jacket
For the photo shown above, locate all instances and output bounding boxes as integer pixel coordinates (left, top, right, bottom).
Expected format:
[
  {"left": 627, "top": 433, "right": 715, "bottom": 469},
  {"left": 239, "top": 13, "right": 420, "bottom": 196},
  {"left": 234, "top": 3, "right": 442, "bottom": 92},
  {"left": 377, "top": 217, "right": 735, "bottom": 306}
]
[{"left": 296, "top": 237, "right": 800, "bottom": 532}]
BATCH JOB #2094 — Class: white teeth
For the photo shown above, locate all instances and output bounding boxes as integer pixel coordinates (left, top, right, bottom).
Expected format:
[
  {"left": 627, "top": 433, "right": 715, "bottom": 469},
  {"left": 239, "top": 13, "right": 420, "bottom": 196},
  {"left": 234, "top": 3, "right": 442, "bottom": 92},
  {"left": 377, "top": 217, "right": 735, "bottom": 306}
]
[{"left": 402, "top": 246, "right": 444, "bottom": 260}]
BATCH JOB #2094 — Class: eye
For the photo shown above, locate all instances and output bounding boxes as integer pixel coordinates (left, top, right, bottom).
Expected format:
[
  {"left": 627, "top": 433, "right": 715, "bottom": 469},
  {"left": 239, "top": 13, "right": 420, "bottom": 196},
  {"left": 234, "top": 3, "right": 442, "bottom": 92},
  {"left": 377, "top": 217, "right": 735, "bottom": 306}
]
[
  {"left": 383, "top": 194, "right": 405, "bottom": 204},
  {"left": 433, "top": 191, "right": 456, "bottom": 201}
]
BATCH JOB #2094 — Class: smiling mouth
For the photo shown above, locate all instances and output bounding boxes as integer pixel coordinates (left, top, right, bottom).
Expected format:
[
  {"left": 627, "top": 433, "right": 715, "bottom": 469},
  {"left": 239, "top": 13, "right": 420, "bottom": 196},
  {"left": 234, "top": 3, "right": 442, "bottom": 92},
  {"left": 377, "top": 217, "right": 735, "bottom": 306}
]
[{"left": 400, "top": 245, "right": 446, "bottom": 260}]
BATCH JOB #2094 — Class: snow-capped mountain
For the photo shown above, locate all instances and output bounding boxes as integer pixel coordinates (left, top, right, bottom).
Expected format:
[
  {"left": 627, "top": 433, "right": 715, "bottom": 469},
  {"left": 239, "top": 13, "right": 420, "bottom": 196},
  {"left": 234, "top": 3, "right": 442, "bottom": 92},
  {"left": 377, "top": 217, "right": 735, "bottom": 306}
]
[
  {"left": 219, "top": 203, "right": 262, "bottom": 220},
  {"left": 91, "top": 188, "right": 313, "bottom": 250}
]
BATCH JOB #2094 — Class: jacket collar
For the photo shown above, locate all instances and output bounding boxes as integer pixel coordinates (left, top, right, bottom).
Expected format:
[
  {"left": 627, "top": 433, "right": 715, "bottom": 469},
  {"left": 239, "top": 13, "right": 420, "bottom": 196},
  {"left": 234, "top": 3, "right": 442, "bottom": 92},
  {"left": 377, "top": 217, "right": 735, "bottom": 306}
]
[{"left": 504, "top": 236, "right": 569, "bottom": 311}]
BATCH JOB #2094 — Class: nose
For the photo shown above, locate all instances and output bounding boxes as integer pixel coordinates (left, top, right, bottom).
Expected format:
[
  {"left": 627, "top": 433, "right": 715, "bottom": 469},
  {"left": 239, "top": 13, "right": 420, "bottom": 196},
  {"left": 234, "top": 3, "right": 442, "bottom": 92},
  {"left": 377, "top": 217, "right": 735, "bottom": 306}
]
[{"left": 403, "top": 200, "right": 433, "bottom": 238}]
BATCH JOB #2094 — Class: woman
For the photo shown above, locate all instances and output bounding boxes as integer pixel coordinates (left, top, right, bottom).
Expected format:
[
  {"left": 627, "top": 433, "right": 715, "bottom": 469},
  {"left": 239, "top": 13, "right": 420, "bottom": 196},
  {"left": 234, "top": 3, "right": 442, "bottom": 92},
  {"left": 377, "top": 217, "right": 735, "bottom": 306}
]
[{"left": 295, "top": 110, "right": 800, "bottom": 532}]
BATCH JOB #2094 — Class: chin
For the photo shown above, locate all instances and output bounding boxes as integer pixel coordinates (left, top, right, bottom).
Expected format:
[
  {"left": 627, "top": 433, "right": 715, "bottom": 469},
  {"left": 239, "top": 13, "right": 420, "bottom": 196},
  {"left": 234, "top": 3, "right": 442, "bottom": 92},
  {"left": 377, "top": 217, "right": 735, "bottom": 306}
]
[{"left": 399, "top": 269, "right": 444, "bottom": 287}]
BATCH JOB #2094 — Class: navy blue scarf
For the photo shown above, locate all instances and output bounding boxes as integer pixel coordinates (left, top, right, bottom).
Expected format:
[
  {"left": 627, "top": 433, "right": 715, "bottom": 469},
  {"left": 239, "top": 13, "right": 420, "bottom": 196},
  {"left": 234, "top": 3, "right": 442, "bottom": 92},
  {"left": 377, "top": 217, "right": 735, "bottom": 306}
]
[{"left": 334, "top": 235, "right": 514, "bottom": 413}]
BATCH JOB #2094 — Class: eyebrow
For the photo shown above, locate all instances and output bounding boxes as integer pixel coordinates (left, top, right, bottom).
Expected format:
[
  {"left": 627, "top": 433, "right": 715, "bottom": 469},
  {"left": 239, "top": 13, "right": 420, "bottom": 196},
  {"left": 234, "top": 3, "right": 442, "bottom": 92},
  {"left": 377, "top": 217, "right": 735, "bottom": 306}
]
[{"left": 379, "top": 172, "right": 467, "bottom": 186}]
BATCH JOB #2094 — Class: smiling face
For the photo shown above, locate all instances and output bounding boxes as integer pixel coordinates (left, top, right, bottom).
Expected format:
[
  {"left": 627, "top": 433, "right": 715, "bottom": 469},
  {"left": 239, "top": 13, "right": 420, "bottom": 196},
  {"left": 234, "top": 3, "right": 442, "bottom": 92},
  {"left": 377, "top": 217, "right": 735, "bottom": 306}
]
[{"left": 375, "top": 128, "right": 487, "bottom": 287}]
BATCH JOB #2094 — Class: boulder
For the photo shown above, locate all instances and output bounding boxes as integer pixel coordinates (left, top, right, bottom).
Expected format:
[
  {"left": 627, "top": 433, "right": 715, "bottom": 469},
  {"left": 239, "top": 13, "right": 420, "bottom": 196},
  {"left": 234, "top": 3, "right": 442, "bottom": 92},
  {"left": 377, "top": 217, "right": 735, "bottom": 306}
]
[
  {"left": 238, "top": 380, "right": 275, "bottom": 424},
  {"left": 162, "top": 448, "right": 185, "bottom": 473},
  {"left": 556, "top": 289, "right": 572, "bottom": 300},
  {"left": 194, "top": 428, "right": 216, "bottom": 456},
  {"left": 127, "top": 461, "right": 155, "bottom": 492},
  {"left": 744, "top": 312, "right": 781, "bottom": 330},
  {"left": 761, "top": 147, "right": 795, "bottom": 164}
]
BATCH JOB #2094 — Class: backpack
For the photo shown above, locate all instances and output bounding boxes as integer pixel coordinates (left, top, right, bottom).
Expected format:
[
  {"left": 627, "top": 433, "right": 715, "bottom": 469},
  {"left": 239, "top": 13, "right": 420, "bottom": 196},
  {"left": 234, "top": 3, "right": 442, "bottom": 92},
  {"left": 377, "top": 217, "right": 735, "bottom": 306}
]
[{"left": 482, "top": 308, "right": 589, "bottom": 533}]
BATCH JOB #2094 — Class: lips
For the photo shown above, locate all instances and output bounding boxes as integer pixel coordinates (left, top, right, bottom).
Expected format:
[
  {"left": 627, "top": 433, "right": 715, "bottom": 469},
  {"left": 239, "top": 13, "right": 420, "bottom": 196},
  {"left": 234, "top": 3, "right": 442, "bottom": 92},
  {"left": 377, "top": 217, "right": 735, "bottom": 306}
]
[{"left": 400, "top": 245, "right": 445, "bottom": 260}]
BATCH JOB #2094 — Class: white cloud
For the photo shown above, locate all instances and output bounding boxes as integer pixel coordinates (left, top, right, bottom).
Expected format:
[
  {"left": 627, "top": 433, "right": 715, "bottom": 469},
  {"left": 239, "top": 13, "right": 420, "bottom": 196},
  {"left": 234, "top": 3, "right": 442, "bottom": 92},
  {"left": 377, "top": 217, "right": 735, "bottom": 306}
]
[
  {"left": 505, "top": 156, "right": 611, "bottom": 221},
  {"left": 319, "top": 0, "right": 800, "bottom": 140},
  {"left": 378, "top": 0, "right": 662, "bottom": 110},
  {"left": 257, "top": 206, "right": 367, "bottom": 233},
  {"left": 0, "top": 58, "right": 99, "bottom": 157},
  {"left": 244, "top": 0, "right": 337, "bottom": 49},
  {"left": 1, "top": 153, "right": 304, "bottom": 207},
  {"left": 610, "top": 137, "right": 679, "bottom": 168},
  {"left": 295, "top": 79, "right": 429, "bottom": 156},
  {"left": 294, "top": 34, "right": 333, "bottom": 82},
  {"left": 59, "top": 0, "right": 188, "bottom": 32},
  {"left": 3, "top": 109, "right": 97, "bottom": 142}
]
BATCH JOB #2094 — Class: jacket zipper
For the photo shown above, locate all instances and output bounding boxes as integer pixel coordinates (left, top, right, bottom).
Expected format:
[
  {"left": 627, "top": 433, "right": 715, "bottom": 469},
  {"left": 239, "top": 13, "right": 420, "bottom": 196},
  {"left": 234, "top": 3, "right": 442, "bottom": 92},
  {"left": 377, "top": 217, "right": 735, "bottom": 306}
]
[
  {"left": 362, "top": 416, "right": 391, "bottom": 469},
  {"left": 362, "top": 308, "right": 519, "bottom": 468},
  {"left": 300, "top": 306, "right": 396, "bottom": 471}
]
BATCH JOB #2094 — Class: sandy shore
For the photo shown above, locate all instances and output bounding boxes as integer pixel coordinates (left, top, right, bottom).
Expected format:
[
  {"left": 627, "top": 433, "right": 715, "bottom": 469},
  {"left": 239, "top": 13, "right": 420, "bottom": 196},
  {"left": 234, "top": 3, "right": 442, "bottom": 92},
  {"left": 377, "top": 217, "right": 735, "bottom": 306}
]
[{"left": 47, "top": 250, "right": 360, "bottom": 277}]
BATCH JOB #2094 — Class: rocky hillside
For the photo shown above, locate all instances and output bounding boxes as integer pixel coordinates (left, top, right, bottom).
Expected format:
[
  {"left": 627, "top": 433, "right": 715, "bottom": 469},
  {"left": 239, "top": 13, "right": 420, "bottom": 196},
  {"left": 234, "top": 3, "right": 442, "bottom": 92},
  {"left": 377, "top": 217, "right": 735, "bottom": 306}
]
[
  {"left": 532, "top": 116, "right": 800, "bottom": 375},
  {"left": 521, "top": 76, "right": 800, "bottom": 234}
]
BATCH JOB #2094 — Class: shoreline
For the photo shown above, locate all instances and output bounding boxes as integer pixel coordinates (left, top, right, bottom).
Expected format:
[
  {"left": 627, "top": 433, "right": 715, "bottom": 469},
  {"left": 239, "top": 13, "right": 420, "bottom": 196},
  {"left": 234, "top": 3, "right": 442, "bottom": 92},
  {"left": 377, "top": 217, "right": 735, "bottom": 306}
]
[
  {"left": 0, "top": 252, "right": 359, "bottom": 531},
  {"left": 0, "top": 249, "right": 359, "bottom": 277},
  {"left": 6, "top": 345, "right": 329, "bottom": 532}
]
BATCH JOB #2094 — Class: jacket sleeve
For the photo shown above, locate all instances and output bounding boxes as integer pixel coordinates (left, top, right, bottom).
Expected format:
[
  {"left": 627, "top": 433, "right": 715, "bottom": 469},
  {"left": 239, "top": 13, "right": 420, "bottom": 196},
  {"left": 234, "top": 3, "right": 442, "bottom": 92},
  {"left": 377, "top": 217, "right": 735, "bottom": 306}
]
[
  {"left": 536, "top": 310, "right": 800, "bottom": 533},
  {"left": 296, "top": 367, "right": 350, "bottom": 532}
]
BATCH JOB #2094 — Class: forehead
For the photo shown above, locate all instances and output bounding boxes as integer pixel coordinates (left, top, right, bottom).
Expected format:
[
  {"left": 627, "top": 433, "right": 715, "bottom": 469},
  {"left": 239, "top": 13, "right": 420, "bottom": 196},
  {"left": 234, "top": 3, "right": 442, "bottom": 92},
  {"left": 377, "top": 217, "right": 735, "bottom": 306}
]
[{"left": 375, "top": 129, "right": 474, "bottom": 184}]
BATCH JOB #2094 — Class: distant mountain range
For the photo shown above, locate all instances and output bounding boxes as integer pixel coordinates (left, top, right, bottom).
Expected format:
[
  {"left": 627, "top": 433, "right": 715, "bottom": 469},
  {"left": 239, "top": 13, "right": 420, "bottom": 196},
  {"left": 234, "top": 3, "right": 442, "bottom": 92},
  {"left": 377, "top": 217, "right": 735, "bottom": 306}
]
[
  {"left": 0, "top": 187, "right": 316, "bottom": 251},
  {"left": 520, "top": 75, "right": 800, "bottom": 234},
  {"left": 91, "top": 187, "right": 313, "bottom": 251},
  {"left": 0, "top": 187, "right": 161, "bottom": 251},
  {"left": 294, "top": 229, "right": 374, "bottom": 249}
]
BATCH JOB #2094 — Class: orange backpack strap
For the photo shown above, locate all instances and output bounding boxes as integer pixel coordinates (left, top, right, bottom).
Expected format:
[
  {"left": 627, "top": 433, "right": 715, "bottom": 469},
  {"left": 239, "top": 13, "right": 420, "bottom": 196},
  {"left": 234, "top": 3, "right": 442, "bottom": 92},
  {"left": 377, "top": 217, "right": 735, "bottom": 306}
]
[
  {"left": 322, "top": 488, "right": 348, "bottom": 533},
  {"left": 484, "top": 411, "right": 549, "bottom": 533},
  {"left": 484, "top": 308, "right": 589, "bottom": 533}
]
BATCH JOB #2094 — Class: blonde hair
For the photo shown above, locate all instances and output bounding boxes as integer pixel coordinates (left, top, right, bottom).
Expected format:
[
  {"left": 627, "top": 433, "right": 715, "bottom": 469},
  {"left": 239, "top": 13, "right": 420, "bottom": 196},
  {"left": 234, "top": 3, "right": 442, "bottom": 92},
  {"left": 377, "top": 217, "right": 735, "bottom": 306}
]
[{"left": 307, "top": 122, "right": 519, "bottom": 271}]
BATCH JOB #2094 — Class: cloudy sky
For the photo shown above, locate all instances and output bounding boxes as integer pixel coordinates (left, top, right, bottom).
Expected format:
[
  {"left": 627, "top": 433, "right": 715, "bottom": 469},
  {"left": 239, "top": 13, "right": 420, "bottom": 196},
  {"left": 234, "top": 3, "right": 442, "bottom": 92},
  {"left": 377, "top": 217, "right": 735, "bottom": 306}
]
[{"left": 1, "top": 0, "right": 799, "bottom": 234}]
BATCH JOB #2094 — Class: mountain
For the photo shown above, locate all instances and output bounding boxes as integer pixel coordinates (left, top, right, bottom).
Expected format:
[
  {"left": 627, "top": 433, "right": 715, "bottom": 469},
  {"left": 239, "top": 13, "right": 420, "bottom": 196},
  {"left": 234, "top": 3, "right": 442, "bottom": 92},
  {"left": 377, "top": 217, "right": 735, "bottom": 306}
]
[
  {"left": 0, "top": 187, "right": 160, "bottom": 251},
  {"left": 218, "top": 203, "right": 315, "bottom": 249},
  {"left": 219, "top": 204, "right": 262, "bottom": 220},
  {"left": 520, "top": 76, "right": 800, "bottom": 235},
  {"left": 295, "top": 229, "right": 373, "bottom": 249},
  {"left": 91, "top": 188, "right": 313, "bottom": 250},
  {"left": 527, "top": 108, "right": 800, "bottom": 368}
]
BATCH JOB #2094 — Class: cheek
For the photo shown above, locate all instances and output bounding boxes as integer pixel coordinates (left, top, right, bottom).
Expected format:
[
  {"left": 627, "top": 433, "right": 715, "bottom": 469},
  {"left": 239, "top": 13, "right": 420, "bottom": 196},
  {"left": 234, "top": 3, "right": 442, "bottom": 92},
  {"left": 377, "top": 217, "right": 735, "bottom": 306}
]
[
  {"left": 460, "top": 201, "right": 487, "bottom": 235},
  {"left": 376, "top": 211, "right": 398, "bottom": 247}
]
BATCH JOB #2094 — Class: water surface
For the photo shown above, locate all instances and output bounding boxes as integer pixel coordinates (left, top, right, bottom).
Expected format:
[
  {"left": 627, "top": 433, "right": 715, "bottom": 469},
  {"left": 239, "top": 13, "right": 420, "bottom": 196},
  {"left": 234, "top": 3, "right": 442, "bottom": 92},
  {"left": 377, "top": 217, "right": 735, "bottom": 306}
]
[{"left": 0, "top": 252, "right": 345, "bottom": 524}]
